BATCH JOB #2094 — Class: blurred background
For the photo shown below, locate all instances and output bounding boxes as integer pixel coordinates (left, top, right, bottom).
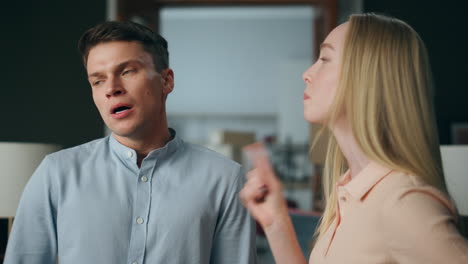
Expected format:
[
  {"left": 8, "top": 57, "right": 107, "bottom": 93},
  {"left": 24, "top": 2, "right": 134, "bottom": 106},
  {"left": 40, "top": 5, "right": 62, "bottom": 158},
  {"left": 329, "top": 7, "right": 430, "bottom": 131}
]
[{"left": 1, "top": 0, "right": 467, "bottom": 262}]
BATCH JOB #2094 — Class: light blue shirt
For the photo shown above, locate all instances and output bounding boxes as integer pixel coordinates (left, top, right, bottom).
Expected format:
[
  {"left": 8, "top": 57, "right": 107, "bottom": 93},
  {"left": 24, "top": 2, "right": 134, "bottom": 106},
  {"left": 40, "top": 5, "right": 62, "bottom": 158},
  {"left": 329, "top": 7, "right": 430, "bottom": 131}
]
[{"left": 5, "top": 130, "right": 257, "bottom": 264}]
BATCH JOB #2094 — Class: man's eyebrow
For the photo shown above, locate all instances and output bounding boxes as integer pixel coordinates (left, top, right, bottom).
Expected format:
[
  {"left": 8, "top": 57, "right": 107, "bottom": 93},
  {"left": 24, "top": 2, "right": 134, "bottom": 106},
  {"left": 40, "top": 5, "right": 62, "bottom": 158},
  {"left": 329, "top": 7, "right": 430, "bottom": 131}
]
[
  {"left": 320, "top": 43, "right": 335, "bottom": 51},
  {"left": 87, "top": 59, "right": 143, "bottom": 79},
  {"left": 88, "top": 71, "right": 103, "bottom": 79}
]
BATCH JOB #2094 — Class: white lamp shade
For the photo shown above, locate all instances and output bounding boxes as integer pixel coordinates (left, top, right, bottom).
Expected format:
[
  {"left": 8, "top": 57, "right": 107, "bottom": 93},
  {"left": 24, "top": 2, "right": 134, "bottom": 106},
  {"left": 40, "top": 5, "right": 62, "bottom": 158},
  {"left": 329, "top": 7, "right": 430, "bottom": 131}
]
[
  {"left": 0, "top": 142, "right": 61, "bottom": 217},
  {"left": 440, "top": 145, "right": 468, "bottom": 215}
]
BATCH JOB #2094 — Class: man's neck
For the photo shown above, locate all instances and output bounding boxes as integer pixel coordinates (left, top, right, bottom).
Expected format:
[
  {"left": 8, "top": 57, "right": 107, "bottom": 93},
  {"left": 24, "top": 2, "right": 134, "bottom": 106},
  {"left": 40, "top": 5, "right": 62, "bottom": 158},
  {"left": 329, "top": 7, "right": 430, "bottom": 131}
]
[{"left": 113, "top": 126, "right": 172, "bottom": 167}]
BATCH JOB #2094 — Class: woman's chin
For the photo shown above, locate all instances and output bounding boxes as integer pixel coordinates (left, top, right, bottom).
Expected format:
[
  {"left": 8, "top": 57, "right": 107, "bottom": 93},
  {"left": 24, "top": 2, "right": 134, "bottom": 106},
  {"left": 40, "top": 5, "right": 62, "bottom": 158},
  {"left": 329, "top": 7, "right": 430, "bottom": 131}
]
[{"left": 304, "top": 111, "right": 324, "bottom": 124}]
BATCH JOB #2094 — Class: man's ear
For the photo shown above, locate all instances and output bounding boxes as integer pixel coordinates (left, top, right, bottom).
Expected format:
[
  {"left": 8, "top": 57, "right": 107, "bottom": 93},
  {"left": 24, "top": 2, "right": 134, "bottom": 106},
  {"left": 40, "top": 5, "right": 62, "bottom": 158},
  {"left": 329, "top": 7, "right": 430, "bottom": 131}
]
[{"left": 161, "top": 68, "right": 174, "bottom": 97}]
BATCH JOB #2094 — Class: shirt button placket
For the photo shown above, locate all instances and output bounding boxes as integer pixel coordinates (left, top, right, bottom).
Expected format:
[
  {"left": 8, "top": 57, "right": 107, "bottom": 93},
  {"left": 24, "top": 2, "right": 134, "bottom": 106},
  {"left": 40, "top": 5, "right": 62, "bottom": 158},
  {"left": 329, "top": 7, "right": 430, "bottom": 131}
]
[
  {"left": 136, "top": 217, "right": 144, "bottom": 225},
  {"left": 128, "top": 163, "right": 152, "bottom": 264},
  {"left": 337, "top": 188, "right": 348, "bottom": 217}
]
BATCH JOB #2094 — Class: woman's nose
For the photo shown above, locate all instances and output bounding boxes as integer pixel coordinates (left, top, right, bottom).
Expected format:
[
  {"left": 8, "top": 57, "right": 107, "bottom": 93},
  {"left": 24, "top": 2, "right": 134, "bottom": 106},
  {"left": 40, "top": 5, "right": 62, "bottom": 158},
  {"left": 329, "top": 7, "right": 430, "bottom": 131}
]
[{"left": 302, "top": 65, "right": 314, "bottom": 84}]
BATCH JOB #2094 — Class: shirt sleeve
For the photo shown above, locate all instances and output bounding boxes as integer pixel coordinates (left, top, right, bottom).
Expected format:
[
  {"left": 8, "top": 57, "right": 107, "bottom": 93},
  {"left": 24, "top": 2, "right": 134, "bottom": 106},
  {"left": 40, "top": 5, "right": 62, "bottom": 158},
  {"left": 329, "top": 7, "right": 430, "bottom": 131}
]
[
  {"left": 4, "top": 155, "right": 58, "bottom": 264},
  {"left": 382, "top": 187, "right": 468, "bottom": 264},
  {"left": 210, "top": 166, "right": 257, "bottom": 264}
]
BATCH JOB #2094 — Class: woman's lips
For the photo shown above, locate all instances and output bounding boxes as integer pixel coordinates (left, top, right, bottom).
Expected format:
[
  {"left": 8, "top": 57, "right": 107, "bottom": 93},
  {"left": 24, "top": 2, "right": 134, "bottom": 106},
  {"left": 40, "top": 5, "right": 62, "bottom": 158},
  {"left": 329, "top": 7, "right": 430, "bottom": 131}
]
[{"left": 304, "top": 93, "right": 310, "bottom": 100}]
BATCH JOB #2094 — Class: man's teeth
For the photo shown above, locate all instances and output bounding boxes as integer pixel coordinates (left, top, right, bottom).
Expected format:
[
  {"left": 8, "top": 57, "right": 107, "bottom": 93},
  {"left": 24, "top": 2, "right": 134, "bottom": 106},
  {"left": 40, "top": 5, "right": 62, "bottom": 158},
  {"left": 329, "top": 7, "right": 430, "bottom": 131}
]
[{"left": 115, "top": 109, "right": 128, "bottom": 114}]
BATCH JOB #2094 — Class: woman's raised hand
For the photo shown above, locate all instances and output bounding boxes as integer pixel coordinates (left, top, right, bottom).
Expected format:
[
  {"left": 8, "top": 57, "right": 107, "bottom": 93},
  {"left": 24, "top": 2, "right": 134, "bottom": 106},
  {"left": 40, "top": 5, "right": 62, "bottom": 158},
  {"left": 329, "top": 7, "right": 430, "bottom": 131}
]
[{"left": 240, "top": 143, "right": 290, "bottom": 230}]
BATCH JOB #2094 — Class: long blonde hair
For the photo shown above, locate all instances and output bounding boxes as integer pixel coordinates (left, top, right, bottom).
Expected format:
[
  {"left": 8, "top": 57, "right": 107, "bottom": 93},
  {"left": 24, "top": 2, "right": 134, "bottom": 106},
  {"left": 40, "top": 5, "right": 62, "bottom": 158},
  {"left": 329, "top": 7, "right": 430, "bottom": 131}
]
[{"left": 314, "top": 13, "right": 447, "bottom": 239}]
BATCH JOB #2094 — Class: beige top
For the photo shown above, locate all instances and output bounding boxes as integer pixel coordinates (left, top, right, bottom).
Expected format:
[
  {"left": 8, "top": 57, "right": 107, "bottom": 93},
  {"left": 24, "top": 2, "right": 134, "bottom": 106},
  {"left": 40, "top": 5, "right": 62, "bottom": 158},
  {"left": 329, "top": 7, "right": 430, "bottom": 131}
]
[{"left": 309, "top": 162, "right": 468, "bottom": 263}]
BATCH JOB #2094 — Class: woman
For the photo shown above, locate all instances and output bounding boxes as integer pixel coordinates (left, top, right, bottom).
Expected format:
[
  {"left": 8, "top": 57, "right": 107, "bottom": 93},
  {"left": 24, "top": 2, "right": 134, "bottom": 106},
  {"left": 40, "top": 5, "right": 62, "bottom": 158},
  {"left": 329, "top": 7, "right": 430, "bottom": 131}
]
[{"left": 240, "top": 13, "right": 468, "bottom": 263}]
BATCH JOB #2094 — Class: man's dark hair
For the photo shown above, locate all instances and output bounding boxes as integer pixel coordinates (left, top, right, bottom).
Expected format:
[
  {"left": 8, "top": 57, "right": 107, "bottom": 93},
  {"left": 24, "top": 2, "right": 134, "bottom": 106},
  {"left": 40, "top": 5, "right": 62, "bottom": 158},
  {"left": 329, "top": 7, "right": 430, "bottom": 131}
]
[{"left": 78, "top": 21, "right": 169, "bottom": 72}]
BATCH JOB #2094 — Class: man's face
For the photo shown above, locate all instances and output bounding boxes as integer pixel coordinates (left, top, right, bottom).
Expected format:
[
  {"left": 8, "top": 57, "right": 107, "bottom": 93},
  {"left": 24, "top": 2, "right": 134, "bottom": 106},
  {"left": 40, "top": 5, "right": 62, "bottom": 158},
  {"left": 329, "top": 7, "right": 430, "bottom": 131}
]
[{"left": 86, "top": 41, "right": 174, "bottom": 140}]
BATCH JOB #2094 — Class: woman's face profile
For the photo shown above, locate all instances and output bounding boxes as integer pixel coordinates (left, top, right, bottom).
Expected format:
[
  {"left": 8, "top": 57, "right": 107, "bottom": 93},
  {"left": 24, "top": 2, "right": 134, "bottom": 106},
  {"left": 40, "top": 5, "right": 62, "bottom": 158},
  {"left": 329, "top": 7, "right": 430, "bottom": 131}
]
[{"left": 302, "top": 22, "right": 349, "bottom": 124}]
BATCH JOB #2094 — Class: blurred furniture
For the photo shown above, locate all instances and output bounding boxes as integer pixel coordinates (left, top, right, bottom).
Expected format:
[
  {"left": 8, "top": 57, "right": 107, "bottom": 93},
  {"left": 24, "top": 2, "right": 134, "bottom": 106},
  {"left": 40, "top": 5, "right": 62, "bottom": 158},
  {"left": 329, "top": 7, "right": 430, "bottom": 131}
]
[
  {"left": 208, "top": 130, "right": 256, "bottom": 163},
  {"left": 267, "top": 139, "right": 311, "bottom": 184},
  {"left": 0, "top": 142, "right": 61, "bottom": 260},
  {"left": 264, "top": 139, "right": 314, "bottom": 211},
  {"left": 440, "top": 145, "right": 468, "bottom": 238},
  {"left": 256, "top": 209, "right": 321, "bottom": 264},
  {"left": 289, "top": 208, "right": 321, "bottom": 259},
  {"left": 310, "top": 124, "right": 330, "bottom": 212}
]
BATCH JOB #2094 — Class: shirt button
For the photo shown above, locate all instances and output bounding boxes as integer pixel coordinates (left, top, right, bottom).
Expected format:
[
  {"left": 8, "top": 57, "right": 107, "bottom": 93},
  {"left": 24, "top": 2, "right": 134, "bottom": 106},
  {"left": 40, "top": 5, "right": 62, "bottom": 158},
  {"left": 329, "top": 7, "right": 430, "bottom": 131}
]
[
  {"left": 127, "top": 151, "right": 133, "bottom": 158},
  {"left": 136, "top": 217, "right": 144, "bottom": 224},
  {"left": 141, "top": 176, "right": 148, "bottom": 182},
  {"left": 340, "top": 196, "right": 347, "bottom": 202},
  {"left": 132, "top": 262, "right": 138, "bottom": 264}
]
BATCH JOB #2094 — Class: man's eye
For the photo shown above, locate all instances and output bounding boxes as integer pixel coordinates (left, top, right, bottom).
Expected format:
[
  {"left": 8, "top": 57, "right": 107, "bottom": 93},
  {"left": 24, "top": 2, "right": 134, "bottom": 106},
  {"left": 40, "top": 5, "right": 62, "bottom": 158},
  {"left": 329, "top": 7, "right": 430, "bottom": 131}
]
[
  {"left": 122, "top": 69, "right": 135, "bottom": 75},
  {"left": 92, "top": 80, "right": 102, "bottom": 86}
]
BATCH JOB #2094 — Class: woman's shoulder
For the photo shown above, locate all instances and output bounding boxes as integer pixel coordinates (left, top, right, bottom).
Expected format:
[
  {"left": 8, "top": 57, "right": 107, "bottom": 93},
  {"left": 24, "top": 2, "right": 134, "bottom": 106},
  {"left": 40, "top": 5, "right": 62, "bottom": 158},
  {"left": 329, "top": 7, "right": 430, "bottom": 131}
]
[
  {"left": 377, "top": 171, "right": 468, "bottom": 262},
  {"left": 379, "top": 170, "right": 457, "bottom": 217}
]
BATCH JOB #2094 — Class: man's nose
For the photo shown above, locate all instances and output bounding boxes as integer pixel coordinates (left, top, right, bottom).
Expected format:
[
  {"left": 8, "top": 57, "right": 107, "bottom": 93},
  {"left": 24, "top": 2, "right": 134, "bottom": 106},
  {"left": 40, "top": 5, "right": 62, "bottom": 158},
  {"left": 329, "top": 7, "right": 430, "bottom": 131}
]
[{"left": 105, "top": 77, "right": 125, "bottom": 98}]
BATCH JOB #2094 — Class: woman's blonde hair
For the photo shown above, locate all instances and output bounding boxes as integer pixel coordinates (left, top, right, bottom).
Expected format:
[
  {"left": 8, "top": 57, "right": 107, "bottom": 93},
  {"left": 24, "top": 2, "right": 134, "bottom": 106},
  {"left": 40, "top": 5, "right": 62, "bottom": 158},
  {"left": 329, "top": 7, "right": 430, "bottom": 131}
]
[{"left": 314, "top": 13, "right": 447, "bottom": 239}]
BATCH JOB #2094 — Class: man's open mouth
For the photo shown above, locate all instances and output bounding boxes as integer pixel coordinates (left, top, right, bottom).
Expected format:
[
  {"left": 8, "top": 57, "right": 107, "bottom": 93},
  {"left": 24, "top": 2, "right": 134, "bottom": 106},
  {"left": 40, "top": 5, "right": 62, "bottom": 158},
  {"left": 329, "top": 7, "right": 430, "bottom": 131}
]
[
  {"left": 111, "top": 104, "right": 133, "bottom": 115},
  {"left": 113, "top": 106, "right": 131, "bottom": 114}
]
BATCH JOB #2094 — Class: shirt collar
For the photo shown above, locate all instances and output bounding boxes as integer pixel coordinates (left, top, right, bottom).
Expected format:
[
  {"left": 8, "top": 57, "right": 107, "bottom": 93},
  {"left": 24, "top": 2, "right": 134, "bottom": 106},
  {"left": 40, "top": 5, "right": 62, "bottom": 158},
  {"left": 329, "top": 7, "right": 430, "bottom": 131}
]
[
  {"left": 109, "top": 128, "right": 182, "bottom": 165},
  {"left": 337, "top": 161, "right": 393, "bottom": 200}
]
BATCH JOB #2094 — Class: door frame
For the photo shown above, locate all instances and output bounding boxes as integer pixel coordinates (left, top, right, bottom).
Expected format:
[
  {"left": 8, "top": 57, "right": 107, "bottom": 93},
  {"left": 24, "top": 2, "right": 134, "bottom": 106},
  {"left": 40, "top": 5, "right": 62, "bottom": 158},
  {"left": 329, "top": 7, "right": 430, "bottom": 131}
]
[{"left": 116, "top": 0, "right": 338, "bottom": 58}]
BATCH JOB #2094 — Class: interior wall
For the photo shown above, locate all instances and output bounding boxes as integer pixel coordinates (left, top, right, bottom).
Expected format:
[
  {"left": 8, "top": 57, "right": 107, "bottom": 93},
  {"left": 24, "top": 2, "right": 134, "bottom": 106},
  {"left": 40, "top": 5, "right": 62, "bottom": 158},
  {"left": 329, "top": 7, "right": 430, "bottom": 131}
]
[
  {"left": 2, "top": 0, "right": 106, "bottom": 148},
  {"left": 161, "top": 7, "right": 314, "bottom": 144},
  {"left": 1, "top": 0, "right": 105, "bottom": 257}
]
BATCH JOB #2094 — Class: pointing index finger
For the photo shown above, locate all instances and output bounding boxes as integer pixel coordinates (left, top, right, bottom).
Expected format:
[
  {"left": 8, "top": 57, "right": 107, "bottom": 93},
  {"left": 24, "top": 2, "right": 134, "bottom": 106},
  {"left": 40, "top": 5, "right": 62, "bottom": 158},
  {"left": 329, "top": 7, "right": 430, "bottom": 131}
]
[{"left": 243, "top": 142, "right": 276, "bottom": 183}]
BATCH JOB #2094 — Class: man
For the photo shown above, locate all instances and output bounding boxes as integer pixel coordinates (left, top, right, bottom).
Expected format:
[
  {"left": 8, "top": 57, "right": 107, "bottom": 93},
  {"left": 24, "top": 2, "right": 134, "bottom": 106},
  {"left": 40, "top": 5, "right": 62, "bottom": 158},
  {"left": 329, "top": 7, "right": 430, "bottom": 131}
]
[{"left": 4, "top": 21, "right": 257, "bottom": 264}]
